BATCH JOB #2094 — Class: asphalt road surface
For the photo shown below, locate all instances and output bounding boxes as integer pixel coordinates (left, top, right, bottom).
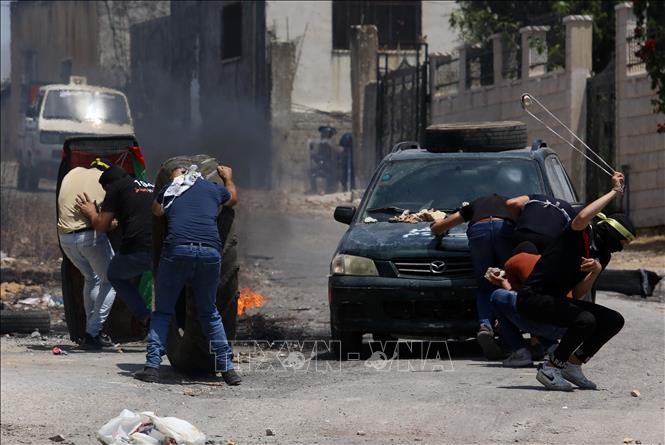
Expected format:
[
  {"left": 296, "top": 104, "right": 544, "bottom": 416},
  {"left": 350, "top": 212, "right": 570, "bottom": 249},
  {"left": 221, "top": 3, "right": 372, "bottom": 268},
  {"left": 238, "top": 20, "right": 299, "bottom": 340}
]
[{"left": 1, "top": 201, "right": 664, "bottom": 445}]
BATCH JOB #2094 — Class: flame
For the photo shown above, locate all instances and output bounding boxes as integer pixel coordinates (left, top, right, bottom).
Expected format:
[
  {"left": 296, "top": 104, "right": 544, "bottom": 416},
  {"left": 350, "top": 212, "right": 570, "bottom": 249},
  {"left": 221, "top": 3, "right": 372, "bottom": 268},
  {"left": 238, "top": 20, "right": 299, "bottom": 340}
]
[{"left": 237, "top": 287, "right": 266, "bottom": 316}]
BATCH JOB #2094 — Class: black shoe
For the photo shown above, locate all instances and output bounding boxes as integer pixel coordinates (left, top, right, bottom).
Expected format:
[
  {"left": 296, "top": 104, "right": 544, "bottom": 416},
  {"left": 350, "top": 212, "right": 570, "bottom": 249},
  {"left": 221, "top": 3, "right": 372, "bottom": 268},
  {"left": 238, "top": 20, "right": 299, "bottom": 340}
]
[
  {"left": 476, "top": 326, "right": 504, "bottom": 360},
  {"left": 82, "top": 333, "right": 102, "bottom": 350},
  {"left": 134, "top": 366, "right": 159, "bottom": 383},
  {"left": 96, "top": 333, "right": 116, "bottom": 348},
  {"left": 221, "top": 369, "right": 242, "bottom": 386}
]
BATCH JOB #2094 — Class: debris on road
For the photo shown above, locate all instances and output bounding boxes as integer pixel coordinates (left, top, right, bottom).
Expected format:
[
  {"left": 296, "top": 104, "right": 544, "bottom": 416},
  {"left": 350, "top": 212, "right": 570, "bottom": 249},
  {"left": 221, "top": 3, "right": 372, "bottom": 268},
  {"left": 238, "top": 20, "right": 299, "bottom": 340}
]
[
  {"left": 623, "top": 437, "right": 634, "bottom": 444},
  {"left": 265, "top": 428, "right": 275, "bottom": 436},
  {"left": 97, "top": 409, "right": 206, "bottom": 445},
  {"left": 51, "top": 346, "right": 68, "bottom": 356},
  {"left": 630, "top": 389, "right": 641, "bottom": 397},
  {"left": 48, "top": 434, "right": 66, "bottom": 442}
]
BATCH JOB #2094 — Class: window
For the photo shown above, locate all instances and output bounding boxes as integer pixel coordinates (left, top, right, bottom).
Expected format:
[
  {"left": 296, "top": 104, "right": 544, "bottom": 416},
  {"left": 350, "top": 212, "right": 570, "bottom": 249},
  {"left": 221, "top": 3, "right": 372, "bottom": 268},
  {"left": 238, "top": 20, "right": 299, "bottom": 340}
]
[
  {"left": 221, "top": 2, "right": 242, "bottom": 60},
  {"left": 332, "top": 1, "right": 421, "bottom": 50},
  {"left": 544, "top": 156, "right": 578, "bottom": 203}
]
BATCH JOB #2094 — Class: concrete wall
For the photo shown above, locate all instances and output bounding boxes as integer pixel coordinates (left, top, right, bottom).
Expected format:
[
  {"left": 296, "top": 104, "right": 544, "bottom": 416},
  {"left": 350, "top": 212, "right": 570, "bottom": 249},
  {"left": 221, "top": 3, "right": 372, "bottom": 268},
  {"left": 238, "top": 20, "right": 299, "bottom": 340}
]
[
  {"left": 8, "top": 1, "right": 100, "bottom": 158},
  {"left": 198, "top": 1, "right": 271, "bottom": 188},
  {"left": 615, "top": 3, "right": 665, "bottom": 228},
  {"left": 422, "top": 1, "right": 459, "bottom": 54},
  {"left": 97, "top": 1, "right": 170, "bottom": 89},
  {"left": 265, "top": 1, "right": 459, "bottom": 114},
  {"left": 430, "top": 16, "right": 594, "bottom": 198},
  {"left": 265, "top": 1, "right": 350, "bottom": 113}
]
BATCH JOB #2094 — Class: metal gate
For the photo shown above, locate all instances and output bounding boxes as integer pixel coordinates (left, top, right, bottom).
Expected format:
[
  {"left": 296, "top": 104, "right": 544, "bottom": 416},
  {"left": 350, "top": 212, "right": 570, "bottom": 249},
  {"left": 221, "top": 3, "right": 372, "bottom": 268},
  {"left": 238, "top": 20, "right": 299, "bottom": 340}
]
[
  {"left": 585, "top": 58, "right": 617, "bottom": 209},
  {"left": 375, "top": 43, "right": 429, "bottom": 160}
]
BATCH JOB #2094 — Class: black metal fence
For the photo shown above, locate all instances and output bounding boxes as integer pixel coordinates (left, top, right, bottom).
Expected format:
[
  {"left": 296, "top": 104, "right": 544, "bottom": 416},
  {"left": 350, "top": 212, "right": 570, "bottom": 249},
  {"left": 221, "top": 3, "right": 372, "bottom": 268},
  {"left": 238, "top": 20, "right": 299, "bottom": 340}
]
[{"left": 375, "top": 43, "right": 429, "bottom": 160}]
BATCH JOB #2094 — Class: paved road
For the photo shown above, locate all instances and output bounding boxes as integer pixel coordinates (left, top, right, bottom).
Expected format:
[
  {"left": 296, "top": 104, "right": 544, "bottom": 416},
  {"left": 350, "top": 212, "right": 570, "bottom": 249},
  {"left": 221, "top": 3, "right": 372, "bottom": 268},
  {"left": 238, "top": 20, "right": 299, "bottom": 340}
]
[{"left": 1, "top": 202, "right": 664, "bottom": 445}]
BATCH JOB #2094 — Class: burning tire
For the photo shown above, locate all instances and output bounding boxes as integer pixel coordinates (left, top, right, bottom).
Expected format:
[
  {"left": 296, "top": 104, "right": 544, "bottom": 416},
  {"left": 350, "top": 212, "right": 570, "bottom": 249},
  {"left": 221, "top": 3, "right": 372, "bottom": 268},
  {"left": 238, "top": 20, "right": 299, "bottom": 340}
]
[{"left": 154, "top": 155, "right": 240, "bottom": 375}]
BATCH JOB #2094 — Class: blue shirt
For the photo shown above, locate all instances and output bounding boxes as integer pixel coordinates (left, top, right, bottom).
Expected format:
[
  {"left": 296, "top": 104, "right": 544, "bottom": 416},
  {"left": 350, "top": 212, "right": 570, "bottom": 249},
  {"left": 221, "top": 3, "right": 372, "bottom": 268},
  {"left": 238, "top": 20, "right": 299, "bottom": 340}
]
[{"left": 157, "top": 178, "right": 231, "bottom": 251}]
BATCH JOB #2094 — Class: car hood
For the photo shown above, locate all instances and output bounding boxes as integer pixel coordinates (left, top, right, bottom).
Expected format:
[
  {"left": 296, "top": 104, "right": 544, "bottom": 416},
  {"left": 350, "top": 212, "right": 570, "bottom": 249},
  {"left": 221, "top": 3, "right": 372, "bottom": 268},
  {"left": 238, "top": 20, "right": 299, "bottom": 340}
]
[{"left": 337, "top": 221, "right": 469, "bottom": 259}]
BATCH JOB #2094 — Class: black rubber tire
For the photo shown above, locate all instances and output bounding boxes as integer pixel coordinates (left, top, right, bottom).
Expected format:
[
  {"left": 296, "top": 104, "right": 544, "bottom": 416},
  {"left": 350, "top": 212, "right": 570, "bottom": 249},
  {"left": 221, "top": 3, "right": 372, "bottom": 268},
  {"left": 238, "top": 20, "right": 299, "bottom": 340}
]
[
  {"left": 424, "top": 121, "right": 528, "bottom": 152},
  {"left": 330, "top": 313, "right": 363, "bottom": 360},
  {"left": 157, "top": 155, "right": 240, "bottom": 375},
  {"left": 0, "top": 310, "right": 51, "bottom": 334}
]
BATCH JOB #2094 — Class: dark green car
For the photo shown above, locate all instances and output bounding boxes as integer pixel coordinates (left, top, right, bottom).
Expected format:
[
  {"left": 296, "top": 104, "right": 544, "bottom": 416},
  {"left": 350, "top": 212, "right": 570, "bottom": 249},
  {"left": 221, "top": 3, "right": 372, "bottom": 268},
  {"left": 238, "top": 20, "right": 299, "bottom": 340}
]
[{"left": 329, "top": 123, "right": 581, "bottom": 357}]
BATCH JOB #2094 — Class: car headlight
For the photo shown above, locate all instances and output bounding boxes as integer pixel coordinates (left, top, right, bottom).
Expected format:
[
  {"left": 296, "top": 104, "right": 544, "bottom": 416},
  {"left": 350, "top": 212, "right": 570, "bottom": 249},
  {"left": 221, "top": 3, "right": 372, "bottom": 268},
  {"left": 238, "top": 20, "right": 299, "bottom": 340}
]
[{"left": 331, "top": 254, "right": 378, "bottom": 276}]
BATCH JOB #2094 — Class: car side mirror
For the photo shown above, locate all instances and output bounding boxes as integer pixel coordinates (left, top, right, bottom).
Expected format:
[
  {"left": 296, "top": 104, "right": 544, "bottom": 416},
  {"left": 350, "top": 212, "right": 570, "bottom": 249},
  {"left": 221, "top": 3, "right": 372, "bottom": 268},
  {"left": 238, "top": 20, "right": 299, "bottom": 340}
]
[
  {"left": 25, "top": 107, "right": 37, "bottom": 119},
  {"left": 334, "top": 206, "right": 356, "bottom": 225}
]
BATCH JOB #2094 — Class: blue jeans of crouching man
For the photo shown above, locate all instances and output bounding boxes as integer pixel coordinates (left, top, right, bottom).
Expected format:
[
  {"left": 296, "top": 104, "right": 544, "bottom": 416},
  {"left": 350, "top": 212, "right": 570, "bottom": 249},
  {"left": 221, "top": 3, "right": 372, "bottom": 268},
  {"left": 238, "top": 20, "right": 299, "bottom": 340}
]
[
  {"left": 466, "top": 218, "right": 515, "bottom": 329},
  {"left": 145, "top": 244, "right": 234, "bottom": 371}
]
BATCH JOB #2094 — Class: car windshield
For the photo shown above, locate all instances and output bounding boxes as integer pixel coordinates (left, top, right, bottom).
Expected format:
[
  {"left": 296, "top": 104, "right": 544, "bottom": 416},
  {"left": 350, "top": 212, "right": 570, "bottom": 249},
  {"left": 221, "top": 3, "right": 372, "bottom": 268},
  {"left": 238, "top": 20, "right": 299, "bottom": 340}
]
[
  {"left": 361, "top": 158, "right": 545, "bottom": 221},
  {"left": 42, "top": 90, "right": 131, "bottom": 125}
]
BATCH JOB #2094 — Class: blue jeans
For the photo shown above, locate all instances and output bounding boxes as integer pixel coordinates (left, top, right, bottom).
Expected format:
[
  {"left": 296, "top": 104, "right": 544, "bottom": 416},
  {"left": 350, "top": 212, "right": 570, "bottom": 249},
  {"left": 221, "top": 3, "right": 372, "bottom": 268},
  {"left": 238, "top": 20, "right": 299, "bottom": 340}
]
[
  {"left": 467, "top": 219, "right": 514, "bottom": 328},
  {"left": 59, "top": 230, "right": 116, "bottom": 337},
  {"left": 491, "top": 288, "right": 566, "bottom": 351},
  {"left": 107, "top": 250, "right": 152, "bottom": 322},
  {"left": 146, "top": 244, "right": 234, "bottom": 372}
]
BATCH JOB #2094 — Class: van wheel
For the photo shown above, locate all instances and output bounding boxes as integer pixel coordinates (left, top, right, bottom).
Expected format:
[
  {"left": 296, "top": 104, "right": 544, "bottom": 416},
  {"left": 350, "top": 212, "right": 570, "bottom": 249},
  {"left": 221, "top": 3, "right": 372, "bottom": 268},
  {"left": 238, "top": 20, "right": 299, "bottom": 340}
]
[
  {"left": 424, "top": 121, "right": 528, "bottom": 152},
  {"left": 156, "top": 155, "right": 240, "bottom": 375}
]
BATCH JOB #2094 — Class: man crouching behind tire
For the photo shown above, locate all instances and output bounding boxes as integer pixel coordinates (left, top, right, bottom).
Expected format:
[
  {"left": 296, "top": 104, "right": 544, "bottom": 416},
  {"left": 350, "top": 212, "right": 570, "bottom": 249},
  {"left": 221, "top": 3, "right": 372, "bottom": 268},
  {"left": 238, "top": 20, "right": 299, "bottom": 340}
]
[{"left": 134, "top": 163, "right": 241, "bottom": 385}]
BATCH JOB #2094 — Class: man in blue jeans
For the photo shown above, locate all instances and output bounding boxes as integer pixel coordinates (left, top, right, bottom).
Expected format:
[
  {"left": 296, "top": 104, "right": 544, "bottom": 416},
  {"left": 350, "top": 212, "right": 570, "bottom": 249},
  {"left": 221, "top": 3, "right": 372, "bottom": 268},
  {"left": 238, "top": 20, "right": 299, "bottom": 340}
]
[
  {"left": 77, "top": 161, "right": 154, "bottom": 326},
  {"left": 58, "top": 166, "right": 116, "bottom": 349},
  {"left": 488, "top": 242, "right": 566, "bottom": 367},
  {"left": 134, "top": 162, "right": 240, "bottom": 385},
  {"left": 430, "top": 194, "right": 515, "bottom": 360}
]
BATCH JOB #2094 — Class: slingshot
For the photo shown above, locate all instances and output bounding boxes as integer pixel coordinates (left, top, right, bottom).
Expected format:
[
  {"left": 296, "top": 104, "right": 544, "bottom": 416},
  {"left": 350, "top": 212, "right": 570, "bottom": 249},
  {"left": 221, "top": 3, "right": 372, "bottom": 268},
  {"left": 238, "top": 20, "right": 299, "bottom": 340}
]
[{"left": 520, "top": 93, "right": 615, "bottom": 177}]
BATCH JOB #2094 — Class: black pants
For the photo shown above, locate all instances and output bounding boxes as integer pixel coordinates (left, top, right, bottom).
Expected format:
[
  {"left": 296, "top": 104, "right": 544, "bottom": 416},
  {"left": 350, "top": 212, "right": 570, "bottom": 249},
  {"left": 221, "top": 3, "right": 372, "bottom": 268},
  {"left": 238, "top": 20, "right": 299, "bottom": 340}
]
[{"left": 516, "top": 289, "right": 624, "bottom": 367}]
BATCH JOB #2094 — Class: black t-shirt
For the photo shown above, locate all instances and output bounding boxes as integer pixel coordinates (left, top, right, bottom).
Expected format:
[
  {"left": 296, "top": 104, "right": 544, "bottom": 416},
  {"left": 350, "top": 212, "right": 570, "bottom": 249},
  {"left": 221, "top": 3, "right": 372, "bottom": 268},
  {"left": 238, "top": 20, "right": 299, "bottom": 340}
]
[
  {"left": 515, "top": 194, "right": 575, "bottom": 238},
  {"left": 459, "top": 194, "right": 512, "bottom": 224},
  {"left": 101, "top": 176, "right": 154, "bottom": 254},
  {"left": 523, "top": 224, "right": 609, "bottom": 297}
]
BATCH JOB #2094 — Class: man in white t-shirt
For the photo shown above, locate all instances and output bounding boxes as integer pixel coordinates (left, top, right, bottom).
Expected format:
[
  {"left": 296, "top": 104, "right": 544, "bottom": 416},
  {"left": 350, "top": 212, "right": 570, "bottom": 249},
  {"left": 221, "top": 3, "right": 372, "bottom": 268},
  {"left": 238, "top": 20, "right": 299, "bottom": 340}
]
[{"left": 58, "top": 167, "right": 116, "bottom": 349}]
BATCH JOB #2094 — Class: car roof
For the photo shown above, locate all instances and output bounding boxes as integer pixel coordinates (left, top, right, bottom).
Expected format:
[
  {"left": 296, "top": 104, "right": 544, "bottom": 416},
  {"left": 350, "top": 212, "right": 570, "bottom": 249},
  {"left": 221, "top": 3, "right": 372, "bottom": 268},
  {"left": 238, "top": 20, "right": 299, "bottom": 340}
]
[
  {"left": 40, "top": 83, "right": 126, "bottom": 96},
  {"left": 383, "top": 146, "right": 556, "bottom": 163}
]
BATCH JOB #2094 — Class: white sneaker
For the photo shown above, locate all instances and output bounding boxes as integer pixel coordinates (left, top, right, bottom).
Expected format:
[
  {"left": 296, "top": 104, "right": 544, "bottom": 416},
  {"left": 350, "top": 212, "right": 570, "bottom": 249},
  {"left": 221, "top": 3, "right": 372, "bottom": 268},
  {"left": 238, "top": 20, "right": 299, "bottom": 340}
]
[
  {"left": 502, "top": 347, "right": 533, "bottom": 368},
  {"left": 562, "top": 363, "right": 597, "bottom": 389},
  {"left": 536, "top": 362, "right": 574, "bottom": 391}
]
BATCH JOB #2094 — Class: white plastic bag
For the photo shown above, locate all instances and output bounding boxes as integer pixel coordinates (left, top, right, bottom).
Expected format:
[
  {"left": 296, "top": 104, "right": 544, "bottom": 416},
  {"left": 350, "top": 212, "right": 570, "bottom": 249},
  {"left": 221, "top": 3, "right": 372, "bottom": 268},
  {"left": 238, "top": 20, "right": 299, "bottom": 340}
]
[
  {"left": 97, "top": 410, "right": 206, "bottom": 445},
  {"left": 142, "top": 412, "right": 206, "bottom": 445},
  {"left": 97, "top": 409, "right": 143, "bottom": 444}
]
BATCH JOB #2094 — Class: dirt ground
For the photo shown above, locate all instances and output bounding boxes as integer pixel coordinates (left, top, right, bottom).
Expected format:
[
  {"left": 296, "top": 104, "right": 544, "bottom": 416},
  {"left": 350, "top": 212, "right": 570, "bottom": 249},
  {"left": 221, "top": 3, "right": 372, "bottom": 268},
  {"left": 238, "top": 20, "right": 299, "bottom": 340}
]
[{"left": 1, "top": 186, "right": 664, "bottom": 444}]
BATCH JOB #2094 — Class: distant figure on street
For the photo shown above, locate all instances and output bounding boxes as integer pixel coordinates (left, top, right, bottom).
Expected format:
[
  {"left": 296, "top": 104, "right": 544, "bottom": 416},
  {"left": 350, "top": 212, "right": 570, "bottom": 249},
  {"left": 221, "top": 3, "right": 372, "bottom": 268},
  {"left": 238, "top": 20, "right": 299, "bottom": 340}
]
[{"left": 58, "top": 166, "right": 116, "bottom": 349}]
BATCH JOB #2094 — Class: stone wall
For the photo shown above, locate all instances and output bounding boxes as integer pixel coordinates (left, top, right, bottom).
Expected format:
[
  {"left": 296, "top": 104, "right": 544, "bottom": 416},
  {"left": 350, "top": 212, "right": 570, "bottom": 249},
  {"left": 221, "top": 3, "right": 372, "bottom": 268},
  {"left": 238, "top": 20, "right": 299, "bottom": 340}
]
[{"left": 614, "top": 3, "right": 665, "bottom": 228}]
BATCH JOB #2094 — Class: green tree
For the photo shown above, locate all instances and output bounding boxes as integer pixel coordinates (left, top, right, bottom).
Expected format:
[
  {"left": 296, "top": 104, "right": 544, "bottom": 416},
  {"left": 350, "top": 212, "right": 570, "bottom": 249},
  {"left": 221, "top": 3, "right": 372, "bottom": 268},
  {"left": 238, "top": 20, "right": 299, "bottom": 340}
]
[
  {"left": 450, "top": 1, "right": 621, "bottom": 74},
  {"left": 633, "top": 0, "right": 665, "bottom": 133}
]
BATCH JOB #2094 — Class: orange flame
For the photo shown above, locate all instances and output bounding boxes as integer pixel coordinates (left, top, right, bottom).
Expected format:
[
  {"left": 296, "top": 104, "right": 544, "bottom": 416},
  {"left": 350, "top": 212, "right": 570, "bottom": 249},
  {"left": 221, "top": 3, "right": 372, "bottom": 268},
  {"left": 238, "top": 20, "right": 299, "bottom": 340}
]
[{"left": 237, "top": 287, "right": 266, "bottom": 316}]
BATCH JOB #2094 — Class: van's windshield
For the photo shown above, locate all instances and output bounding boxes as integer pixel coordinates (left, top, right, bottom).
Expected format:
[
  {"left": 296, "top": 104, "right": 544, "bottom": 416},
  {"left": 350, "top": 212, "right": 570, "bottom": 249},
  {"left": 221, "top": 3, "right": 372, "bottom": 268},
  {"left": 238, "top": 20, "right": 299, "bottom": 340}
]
[{"left": 42, "top": 90, "right": 131, "bottom": 125}]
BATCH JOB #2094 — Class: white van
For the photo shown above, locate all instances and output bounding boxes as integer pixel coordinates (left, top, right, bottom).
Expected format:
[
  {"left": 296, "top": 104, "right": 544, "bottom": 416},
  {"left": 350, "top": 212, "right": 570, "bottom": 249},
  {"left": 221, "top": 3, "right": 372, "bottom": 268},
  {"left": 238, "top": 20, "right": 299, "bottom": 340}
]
[{"left": 19, "top": 76, "right": 135, "bottom": 190}]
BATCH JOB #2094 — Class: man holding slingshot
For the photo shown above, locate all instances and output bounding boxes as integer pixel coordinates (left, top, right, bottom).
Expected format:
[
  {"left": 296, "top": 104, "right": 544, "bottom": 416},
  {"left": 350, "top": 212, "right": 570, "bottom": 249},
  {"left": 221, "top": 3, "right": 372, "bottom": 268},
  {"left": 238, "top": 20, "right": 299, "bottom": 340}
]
[{"left": 514, "top": 171, "right": 636, "bottom": 391}]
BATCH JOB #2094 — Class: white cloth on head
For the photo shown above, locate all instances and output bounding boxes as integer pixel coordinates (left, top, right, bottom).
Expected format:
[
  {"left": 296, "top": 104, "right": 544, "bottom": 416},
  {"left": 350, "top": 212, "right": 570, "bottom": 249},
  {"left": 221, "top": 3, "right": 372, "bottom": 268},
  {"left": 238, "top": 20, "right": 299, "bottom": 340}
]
[{"left": 162, "top": 165, "right": 202, "bottom": 210}]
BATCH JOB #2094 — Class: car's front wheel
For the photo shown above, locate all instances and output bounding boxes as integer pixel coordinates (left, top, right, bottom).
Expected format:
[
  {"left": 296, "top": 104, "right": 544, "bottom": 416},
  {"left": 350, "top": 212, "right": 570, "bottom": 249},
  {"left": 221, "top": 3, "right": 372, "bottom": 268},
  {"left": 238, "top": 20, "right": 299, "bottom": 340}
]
[{"left": 330, "top": 314, "right": 363, "bottom": 360}]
